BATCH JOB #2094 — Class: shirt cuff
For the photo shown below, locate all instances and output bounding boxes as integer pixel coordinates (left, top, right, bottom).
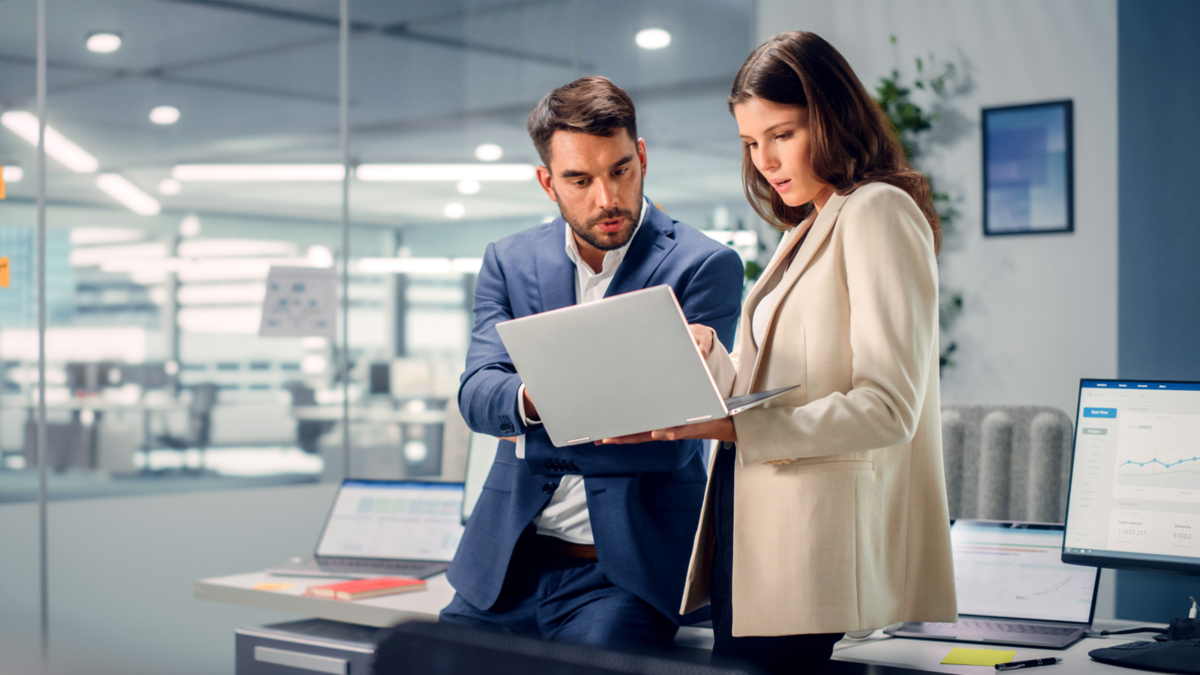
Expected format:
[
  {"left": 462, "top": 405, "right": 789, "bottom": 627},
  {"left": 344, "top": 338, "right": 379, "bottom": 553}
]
[{"left": 517, "top": 384, "right": 541, "bottom": 427}]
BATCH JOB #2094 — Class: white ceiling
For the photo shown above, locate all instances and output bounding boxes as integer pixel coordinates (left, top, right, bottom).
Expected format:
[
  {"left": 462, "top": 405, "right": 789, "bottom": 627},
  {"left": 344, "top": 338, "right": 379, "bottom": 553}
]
[{"left": 0, "top": 0, "right": 755, "bottom": 232}]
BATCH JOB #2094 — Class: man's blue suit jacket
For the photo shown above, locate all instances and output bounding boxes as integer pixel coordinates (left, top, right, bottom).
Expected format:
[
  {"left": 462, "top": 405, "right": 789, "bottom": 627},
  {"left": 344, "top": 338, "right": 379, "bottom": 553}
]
[{"left": 448, "top": 202, "right": 744, "bottom": 623}]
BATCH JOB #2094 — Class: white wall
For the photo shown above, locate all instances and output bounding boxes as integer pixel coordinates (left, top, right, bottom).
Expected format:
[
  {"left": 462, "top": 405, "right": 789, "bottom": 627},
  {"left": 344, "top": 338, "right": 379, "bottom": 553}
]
[
  {"left": 0, "top": 482, "right": 338, "bottom": 675},
  {"left": 756, "top": 0, "right": 1119, "bottom": 419}
]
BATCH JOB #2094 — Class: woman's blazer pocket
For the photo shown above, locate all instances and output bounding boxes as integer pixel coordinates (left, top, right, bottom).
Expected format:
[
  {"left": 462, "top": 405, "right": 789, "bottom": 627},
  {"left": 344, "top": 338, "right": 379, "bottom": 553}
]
[{"left": 787, "top": 459, "right": 873, "bottom": 475}]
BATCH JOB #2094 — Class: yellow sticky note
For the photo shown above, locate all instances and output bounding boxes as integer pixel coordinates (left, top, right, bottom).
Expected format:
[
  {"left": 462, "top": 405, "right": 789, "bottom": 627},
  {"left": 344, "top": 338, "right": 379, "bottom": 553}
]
[
  {"left": 0, "top": 258, "right": 9, "bottom": 288},
  {"left": 253, "top": 582, "right": 296, "bottom": 592},
  {"left": 941, "top": 648, "right": 1017, "bottom": 666}
]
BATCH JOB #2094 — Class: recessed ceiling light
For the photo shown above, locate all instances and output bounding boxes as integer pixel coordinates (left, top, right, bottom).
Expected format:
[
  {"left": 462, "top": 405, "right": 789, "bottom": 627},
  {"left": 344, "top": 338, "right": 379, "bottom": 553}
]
[
  {"left": 150, "top": 106, "right": 180, "bottom": 125},
  {"left": 636, "top": 28, "right": 671, "bottom": 50},
  {"left": 457, "top": 179, "right": 481, "bottom": 195},
  {"left": 158, "top": 178, "right": 181, "bottom": 195},
  {"left": 475, "top": 143, "right": 503, "bottom": 162},
  {"left": 443, "top": 202, "right": 466, "bottom": 219},
  {"left": 173, "top": 164, "right": 345, "bottom": 181},
  {"left": 180, "top": 214, "right": 201, "bottom": 238},
  {"left": 86, "top": 32, "right": 122, "bottom": 54},
  {"left": 2, "top": 166, "right": 23, "bottom": 182}
]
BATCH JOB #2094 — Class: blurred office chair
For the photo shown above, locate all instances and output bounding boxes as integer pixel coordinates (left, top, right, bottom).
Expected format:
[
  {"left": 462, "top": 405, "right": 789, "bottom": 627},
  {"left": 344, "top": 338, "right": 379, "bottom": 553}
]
[
  {"left": 283, "top": 381, "right": 333, "bottom": 454},
  {"left": 373, "top": 621, "right": 755, "bottom": 675},
  {"left": 157, "top": 383, "right": 218, "bottom": 471},
  {"left": 941, "top": 405, "right": 1074, "bottom": 522}
]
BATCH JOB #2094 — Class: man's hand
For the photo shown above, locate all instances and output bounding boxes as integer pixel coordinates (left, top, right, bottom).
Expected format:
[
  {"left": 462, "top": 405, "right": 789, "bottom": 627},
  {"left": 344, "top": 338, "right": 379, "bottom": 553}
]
[
  {"left": 688, "top": 324, "right": 715, "bottom": 359},
  {"left": 597, "top": 417, "right": 737, "bottom": 445}
]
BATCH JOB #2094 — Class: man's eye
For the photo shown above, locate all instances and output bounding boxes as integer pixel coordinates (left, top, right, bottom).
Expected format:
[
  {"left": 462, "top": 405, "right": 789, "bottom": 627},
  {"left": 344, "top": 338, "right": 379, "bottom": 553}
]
[{"left": 613, "top": 168, "right": 627, "bottom": 176}]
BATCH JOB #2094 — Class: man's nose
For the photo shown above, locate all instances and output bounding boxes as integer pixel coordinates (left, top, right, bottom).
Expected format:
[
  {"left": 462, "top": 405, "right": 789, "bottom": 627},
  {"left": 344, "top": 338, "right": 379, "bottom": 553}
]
[{"left": 594, "top": 178, "right": 620, "bottom": 210}]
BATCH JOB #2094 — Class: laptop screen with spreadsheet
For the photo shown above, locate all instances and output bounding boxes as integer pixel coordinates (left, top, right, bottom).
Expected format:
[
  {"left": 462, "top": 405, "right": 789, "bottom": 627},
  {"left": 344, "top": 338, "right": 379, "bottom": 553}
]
[
  {"left": 315, "top": 480, "right": 464, "bottom": 562},
  {"left": 951, "top": 520, "right": 1099, "bottom": 624}
]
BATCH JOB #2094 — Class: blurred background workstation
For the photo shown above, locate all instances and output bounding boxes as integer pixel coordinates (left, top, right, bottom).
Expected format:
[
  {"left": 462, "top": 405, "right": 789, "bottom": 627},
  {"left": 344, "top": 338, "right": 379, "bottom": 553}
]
[{"left": 1, "top": 1, "right": 1199, "bottom": 674}]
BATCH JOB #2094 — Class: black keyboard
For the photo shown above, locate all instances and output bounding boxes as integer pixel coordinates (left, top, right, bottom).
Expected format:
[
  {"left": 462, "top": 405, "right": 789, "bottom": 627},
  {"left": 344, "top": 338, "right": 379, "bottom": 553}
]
[
  {"left": 319, "top": 559, "right": 431, "bottom": 572},
  {"left": 1112, "top": 638, "right": 1200, "bottom": 650}
]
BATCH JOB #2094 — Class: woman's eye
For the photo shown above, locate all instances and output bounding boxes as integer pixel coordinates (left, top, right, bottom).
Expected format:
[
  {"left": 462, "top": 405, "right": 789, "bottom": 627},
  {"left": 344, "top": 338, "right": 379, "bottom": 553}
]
[
  {"left": 776, "top": 132, "right": 791, "bottom": 141},
  {"left": 744, "top": 142, "right": 757, "bottom": 150}
]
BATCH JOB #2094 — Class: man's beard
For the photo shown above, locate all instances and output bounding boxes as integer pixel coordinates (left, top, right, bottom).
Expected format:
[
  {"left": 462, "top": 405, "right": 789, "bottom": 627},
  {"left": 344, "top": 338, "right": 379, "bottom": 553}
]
[{"left": 555, "top": 182, "right": 644, "bottom": 252}]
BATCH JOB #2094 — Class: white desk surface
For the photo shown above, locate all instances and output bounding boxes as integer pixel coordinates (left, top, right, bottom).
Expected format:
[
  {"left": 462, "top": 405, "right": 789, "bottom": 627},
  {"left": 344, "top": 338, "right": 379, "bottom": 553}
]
[{"left": 195, "top": 574, "right": 1160, "bottom": 673}]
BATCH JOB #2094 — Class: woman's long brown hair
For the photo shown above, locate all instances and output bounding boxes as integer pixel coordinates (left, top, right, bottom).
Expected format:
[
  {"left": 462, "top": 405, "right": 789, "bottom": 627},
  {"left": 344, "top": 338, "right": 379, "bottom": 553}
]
[{"left": 730, "top": 31, "right": 941, "bottom": 254}]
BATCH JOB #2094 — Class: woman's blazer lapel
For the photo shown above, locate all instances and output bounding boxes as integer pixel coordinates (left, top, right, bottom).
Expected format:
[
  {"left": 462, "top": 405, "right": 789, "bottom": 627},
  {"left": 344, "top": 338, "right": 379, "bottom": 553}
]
[{"left": 741, "top": 191, "right": 852, "bottom": 392}]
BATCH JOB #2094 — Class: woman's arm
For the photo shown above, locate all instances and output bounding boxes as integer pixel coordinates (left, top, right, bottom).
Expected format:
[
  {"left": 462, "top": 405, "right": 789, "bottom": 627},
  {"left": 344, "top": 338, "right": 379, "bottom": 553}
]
[{"left": 734, "top": 186, "right": 939, "bottom": 466}]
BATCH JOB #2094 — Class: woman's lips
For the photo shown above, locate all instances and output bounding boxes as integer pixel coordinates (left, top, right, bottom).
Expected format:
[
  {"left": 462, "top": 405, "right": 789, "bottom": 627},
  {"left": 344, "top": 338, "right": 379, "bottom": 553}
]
[{"left": 772, "top": 179, "right": 792, "bottom": 193}]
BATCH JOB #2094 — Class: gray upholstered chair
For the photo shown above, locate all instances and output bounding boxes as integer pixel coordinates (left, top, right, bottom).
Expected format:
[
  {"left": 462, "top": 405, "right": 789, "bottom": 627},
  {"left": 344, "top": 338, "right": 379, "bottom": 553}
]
[{"left": 940, "top": 405, "right": 1075, "bottom": 523}]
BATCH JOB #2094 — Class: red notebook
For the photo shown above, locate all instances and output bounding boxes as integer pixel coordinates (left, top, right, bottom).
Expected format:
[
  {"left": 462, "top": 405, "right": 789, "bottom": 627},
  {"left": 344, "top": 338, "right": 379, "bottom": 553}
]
[{"left": 306, "top": 576, "right": 426, "bottom": 601}]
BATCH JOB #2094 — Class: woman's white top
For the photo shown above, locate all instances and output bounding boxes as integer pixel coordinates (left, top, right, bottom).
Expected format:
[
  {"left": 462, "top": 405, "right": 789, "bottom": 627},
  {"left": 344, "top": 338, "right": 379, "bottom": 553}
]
[{"left": 751, "top": 273, "right": 787, "bottom": 348}]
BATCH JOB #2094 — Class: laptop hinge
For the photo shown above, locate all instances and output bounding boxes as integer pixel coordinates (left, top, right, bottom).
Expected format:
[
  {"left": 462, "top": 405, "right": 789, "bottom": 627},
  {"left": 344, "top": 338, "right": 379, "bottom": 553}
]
[{"left": 567, "top": 437, "right": 591, "bottom": 446}]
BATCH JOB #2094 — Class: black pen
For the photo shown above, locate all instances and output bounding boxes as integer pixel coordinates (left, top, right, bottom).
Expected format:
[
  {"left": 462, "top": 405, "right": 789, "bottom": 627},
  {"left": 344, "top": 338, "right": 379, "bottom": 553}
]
[{"left": 995, "top": 657, "right": 1063, "bottom": 671}]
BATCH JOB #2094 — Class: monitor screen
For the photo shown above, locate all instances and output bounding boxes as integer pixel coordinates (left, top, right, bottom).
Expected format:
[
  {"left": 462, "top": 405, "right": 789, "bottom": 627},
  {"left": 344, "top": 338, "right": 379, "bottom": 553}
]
[
  {"left": 316, "top": 480, "right": 464, "bottom": 562},
  {"left": 1063, "top": 379, "right": 1200, "bottom": 575},
  {"left": 952, "top": 521, "right": 1098, "bottom": 623}
]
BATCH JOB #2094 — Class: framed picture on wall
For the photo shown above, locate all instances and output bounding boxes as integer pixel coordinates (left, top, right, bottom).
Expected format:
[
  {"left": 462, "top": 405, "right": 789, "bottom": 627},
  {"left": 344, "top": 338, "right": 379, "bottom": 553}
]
[{"left": 982, "top": 99, "right": 1074, "bottom": 236}]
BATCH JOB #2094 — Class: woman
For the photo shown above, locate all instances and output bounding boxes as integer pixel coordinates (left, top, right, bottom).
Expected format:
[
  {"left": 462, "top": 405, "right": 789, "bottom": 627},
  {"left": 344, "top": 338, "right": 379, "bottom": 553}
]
[{"left": 603, "top": 31, "right": 957, "bottom": 673}]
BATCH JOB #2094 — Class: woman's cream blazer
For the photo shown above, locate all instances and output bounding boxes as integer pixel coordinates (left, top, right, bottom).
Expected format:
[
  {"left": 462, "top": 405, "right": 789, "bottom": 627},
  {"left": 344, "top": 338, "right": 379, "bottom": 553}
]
[{"left": 680, "top": 182, "right": 958, "bottom": 636}]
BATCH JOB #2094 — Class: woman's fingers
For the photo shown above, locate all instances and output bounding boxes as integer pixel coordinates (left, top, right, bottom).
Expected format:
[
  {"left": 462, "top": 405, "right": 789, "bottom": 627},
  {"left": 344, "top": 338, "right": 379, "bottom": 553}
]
[{"left": 687, "top": 324, "right": 714, "bottom": 358}]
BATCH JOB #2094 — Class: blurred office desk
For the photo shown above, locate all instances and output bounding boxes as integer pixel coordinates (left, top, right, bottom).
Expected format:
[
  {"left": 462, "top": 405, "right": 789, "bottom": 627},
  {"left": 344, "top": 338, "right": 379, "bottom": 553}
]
[
  {"left": 194, "top": 571, "right": 456, "bottom": 627},
  {"left": 829, "top": 619, "right": 1162, "bottom": 675},
  {"left": 196, "top": 576, "right": 1157, "bottom": 674}
]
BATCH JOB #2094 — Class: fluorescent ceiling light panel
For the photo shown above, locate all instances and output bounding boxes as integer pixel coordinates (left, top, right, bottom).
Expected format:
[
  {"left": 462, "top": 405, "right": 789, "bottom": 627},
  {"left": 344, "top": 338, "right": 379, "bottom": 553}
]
[
  {"left": 86, "top": 32, "right": 122, "bottom": 53},
  {"left": 72, "top": 242, "right": 168, "bottom": 267},
  {"left": 1, "top": 111, "right": 100, "bottom": 173},
  {"left": 356, "top": 164, "right": 535, "bottom": 182},
  {"left": 158, "top": 178, "right": 181, "bottom": 195},
  {"left": 443, "top": 202, "right": 466, "bottom": 219},
  {"left": 177, "top": 239, "right": 297, "bottom": 258},
  {"left": 457, "top": 179, "right": 481, "bottom": 195},
  {"left": 176, "top": 283, "right": 267, "bottom": 306},
  {"left": 96, "top": 173, "right": 161, "bottom": 215},
  {"left": 149, "top": 106, "right": 180, "bottom": 125},
  {"left": 172, "top": 164, "right": 345, "bottom": 181},
  {"left": 69, "top": 227, "right": 143, "bottom": 246},
  {"left": 2, "top": 166, "right": 23, "bottom": 182},
  {"left": 636, "top": 28, "right": 671, "bottom": 50},
  {"left": 356, "top": 257, "right": 483, "bottom": 275}
]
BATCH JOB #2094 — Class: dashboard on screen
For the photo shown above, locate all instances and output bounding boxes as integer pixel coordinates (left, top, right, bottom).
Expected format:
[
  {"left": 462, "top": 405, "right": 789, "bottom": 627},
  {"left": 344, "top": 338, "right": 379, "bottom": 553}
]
[{"left": 1063, "top": 380, "right": 1200, "bottom": 575}]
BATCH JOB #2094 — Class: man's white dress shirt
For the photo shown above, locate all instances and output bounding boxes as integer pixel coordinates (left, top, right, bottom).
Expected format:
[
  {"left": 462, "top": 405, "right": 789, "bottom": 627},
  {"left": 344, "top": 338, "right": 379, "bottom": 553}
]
[{"left": 514, "top": 200, "right": 648, "bottom": 544}]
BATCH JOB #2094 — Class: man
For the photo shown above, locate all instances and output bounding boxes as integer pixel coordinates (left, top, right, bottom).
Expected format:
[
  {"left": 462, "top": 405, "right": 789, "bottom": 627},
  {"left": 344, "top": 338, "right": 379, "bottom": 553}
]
[{"left": 442, "top": 76, "right": 744, "bottom": 650}]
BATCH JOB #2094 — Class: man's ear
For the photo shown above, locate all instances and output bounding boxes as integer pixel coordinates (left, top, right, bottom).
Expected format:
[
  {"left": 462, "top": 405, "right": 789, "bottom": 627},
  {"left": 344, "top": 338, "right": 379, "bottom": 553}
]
[
  {"left": 536, "top": 165, "right": 558, "bottom": 202},
  {"left": 637, "top": 138, "right": 648, "bottom": 177}
]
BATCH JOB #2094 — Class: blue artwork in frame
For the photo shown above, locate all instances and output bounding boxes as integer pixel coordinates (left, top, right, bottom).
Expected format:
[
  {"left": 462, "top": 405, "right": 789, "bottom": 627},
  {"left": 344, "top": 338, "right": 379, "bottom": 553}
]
[{"left": 982, "top": 100, "right": 1074, "bottom": 236}]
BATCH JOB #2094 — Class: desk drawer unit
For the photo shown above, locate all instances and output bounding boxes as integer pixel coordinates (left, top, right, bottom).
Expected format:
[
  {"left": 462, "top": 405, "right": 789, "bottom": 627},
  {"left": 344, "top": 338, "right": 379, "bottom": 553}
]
[{"left": 236, "top": 619, "right": 384, "bottom": 675}]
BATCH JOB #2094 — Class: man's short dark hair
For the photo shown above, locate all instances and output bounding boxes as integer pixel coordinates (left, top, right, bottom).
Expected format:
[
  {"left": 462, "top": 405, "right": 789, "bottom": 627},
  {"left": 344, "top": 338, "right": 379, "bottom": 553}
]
[{"left": 526, "top": 76, "right": 638, "bottom": 167}]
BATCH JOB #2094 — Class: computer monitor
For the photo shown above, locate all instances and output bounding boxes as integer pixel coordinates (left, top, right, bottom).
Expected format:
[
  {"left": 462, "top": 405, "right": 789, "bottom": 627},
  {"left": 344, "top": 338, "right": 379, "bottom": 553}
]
[{"left": 1062, "top": 379, "right": 1200, "bottom": 576}]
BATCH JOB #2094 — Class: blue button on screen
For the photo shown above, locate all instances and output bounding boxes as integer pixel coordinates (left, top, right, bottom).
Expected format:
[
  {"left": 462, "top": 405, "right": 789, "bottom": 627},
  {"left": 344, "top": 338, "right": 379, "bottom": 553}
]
[{"left": 1083, "top": 407, "right": 1117, "bottom": 418}]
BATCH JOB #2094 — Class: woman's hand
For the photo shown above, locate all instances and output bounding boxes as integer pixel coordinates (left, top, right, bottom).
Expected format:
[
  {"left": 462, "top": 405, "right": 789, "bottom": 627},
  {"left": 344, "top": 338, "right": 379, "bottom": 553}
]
[
  {"left": 688, "top": 324, "right": 714, "bottom": 359},
  {"left": 598, "top": 417, "right": 737, "bottom": 445}
]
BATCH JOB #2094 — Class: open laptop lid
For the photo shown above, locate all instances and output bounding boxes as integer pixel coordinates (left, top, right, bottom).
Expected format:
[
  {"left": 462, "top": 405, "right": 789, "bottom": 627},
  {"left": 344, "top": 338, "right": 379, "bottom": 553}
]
[
  {"left": 314, "top": 479, "right": 465, "bottom": 563},
  {"left": 951, "top": 520, "right": 1100, "bottom": 625}
]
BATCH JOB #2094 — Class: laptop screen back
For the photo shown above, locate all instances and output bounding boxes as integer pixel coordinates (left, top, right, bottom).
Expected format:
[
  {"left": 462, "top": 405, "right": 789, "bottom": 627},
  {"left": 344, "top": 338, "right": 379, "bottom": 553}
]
[
  {"left": 951, "top": 520, "right": 1098, "bottom": 624},
  {"left": 315, "top": 480, "right": 465, "bottom": 562}
]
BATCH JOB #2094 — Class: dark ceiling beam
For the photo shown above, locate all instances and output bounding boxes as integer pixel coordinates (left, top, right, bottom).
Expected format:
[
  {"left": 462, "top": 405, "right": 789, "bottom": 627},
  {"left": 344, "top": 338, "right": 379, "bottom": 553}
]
[{"left": 162, "top": 0, "right": 586, "bottom": 69}]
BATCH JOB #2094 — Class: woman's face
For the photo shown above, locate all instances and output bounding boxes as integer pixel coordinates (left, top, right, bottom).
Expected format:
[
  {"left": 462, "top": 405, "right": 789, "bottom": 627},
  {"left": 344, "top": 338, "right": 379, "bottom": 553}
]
[{"left": 734, "top": 97, "right": 834, "bottom": 211}]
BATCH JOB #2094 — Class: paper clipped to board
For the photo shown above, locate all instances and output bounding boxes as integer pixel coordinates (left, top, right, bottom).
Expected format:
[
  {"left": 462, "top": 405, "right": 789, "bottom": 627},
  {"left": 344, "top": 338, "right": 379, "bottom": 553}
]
[{"left": 258, "top": 266, "right": 337, "bottom": 338}]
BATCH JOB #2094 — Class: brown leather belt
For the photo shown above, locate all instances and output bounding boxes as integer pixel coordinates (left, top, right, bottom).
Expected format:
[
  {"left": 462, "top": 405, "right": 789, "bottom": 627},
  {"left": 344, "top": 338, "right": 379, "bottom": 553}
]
[{"left": 531, "top": 534, "right": 598, "bottom": 562}]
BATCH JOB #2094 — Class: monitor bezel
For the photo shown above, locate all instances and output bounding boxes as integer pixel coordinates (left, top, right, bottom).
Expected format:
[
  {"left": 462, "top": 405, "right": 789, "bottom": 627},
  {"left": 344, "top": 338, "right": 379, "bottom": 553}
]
[{"left": 1061, "top": 378, "right": 1200, "bottom": 577}]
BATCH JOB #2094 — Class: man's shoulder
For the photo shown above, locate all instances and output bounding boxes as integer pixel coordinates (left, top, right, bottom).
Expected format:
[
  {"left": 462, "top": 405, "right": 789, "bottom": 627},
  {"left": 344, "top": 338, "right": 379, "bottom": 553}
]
[{"left": 491, "top": 220, "right": 559, "bottom": 260}]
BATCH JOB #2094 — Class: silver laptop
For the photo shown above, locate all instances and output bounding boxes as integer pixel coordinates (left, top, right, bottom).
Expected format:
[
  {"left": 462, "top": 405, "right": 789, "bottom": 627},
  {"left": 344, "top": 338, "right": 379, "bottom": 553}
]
[
  {"left": 885, "top": 520, "right": 1100, "bottom": 649},
  {"left": 495, "top": 285, "right": 798, "bottom": 447},
  {"left": 268, "top": 479, "right": 465, "bottom": 579}
]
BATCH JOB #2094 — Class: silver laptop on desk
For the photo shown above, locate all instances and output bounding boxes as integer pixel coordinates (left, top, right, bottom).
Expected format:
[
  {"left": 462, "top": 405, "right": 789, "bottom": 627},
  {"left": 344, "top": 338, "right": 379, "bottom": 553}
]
[
  {"left": 884, "top": 520, "right": 1100, "bottom": 649},
  {"left": 496, "top": 285, "right": 798, "bottom": 448},
  {"left": 268, "top": 479, "right": 464, "bottom": 579}
]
